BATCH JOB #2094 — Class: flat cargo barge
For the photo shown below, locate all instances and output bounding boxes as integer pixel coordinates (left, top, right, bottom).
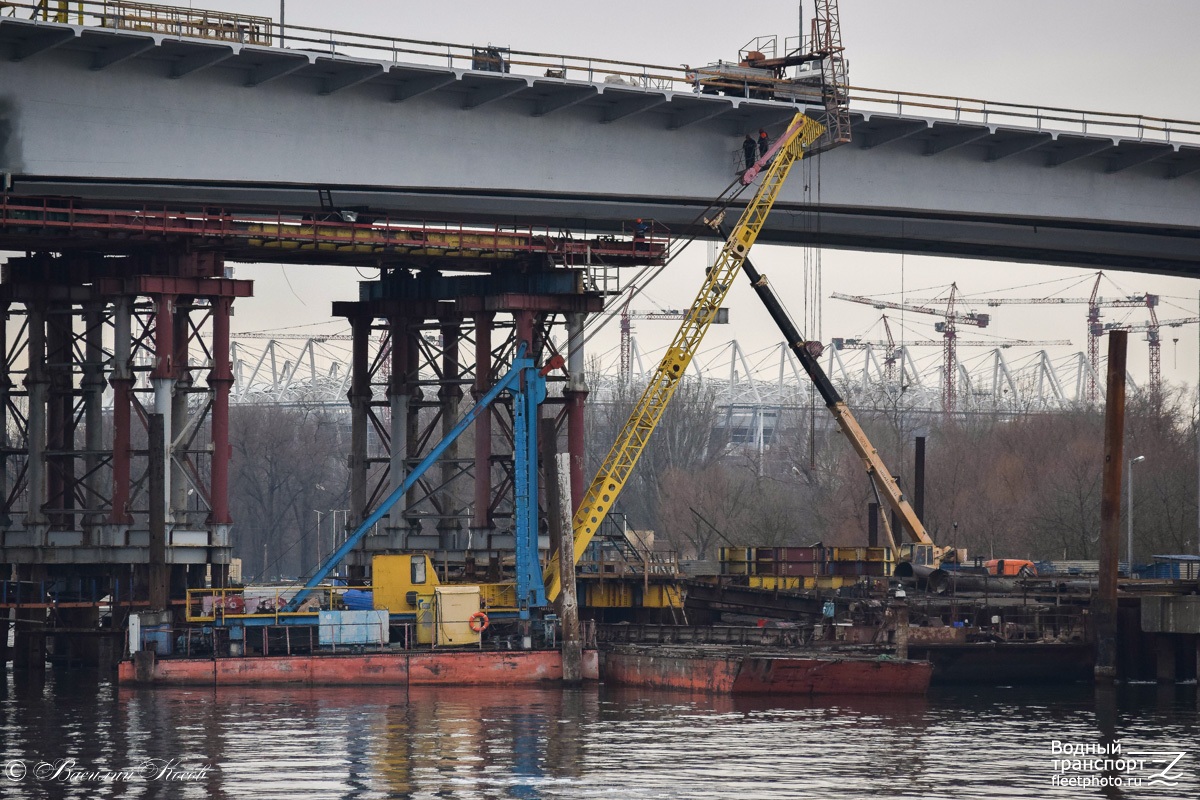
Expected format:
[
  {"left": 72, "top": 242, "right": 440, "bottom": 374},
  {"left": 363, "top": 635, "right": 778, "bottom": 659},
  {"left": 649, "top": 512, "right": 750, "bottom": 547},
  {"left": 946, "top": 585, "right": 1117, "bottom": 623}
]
[
  {"left": 602, "top": 646, "right": 933, "bottom": 695},
  {"left": 121, "top": 648, "right": 600, "bottom": 687},
  {"left": 120, "top": 644, "right": 933, "bottom": 695}
]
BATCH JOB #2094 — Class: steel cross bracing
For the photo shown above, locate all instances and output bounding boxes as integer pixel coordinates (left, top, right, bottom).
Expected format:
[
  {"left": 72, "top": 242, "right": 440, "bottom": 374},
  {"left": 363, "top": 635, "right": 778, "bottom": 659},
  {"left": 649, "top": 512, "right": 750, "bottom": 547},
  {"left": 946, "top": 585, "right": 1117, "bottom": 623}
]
[
  {"left": 543, "top": 112, "right": 826, "bottom": 601},
  {"left": 0, "top": 253, "right": 249, "bottom": 571}
]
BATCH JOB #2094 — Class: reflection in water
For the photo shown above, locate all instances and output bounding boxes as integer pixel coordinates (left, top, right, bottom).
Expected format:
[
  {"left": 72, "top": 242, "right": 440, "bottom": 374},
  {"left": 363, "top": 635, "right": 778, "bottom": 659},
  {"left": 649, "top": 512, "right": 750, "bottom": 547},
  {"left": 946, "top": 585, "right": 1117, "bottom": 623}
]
[{"left": 0, "top": 669, "right": 1196, "bottom": 798}]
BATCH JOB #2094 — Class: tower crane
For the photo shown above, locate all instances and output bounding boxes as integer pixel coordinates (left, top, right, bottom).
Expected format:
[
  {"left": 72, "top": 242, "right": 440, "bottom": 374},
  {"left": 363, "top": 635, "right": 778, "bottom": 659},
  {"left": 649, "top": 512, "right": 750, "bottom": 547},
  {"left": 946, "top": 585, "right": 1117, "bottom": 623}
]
[
  {"left": 913, "top": 274, "right": 1156, "bottom": 404},
  {"left": 543, "top": 112, "right": 827, "bottom": 601},
  {"left": 1104, "top": 314, "right": 1200, "bottom": 398},
  {"left": 619, "top": 304, "right": 729, "bottom": 384},
  {"left": 830, "top": 284, "right": 991, "bottom": 412}
]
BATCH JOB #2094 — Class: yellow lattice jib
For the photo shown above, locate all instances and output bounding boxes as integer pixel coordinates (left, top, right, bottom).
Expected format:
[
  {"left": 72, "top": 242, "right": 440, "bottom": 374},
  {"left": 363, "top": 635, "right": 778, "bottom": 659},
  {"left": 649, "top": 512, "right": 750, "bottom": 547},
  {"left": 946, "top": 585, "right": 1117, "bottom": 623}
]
[{"left": 544, "top": 112, "right": 825, "bottom": 600}]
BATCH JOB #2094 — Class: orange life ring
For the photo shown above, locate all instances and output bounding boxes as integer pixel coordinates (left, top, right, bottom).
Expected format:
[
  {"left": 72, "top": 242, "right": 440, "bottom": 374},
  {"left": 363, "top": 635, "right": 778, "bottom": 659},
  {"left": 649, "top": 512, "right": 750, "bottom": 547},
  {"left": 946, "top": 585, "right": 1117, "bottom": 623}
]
[{"left": 468, "top": 611, "right": 490, "bottom": 633}]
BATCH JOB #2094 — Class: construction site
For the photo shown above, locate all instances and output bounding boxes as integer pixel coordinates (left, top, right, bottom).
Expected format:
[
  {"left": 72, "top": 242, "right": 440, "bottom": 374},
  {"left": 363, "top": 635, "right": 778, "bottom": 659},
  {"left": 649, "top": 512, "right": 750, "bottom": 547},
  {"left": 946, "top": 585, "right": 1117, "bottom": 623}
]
[{"left": 1, "top": 6, "right": 1199, "bottom": 792}]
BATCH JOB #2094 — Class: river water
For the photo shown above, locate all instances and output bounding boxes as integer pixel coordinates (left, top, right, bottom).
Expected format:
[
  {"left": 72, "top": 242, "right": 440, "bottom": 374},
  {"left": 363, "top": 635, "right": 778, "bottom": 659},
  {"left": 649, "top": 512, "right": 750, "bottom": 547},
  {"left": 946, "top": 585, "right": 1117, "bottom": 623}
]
[{"left": 0, "top": 669, "right": 1196, "bottom": 799}]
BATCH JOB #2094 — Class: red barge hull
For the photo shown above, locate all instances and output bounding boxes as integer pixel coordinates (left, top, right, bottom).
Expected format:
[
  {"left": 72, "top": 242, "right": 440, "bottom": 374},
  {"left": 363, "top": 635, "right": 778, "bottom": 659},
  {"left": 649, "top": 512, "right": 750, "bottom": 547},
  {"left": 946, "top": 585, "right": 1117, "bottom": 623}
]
[
  {"left": 119, "top": 649, "right": 600, "bottom": 686},
  {"left": 602, "top": 649, "right": 933, "bottom": 695}
]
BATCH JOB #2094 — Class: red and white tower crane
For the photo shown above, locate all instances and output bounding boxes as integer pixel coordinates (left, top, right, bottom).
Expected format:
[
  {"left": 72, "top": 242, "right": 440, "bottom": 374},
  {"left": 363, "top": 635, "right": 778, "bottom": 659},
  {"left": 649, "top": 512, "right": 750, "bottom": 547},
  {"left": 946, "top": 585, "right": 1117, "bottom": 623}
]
[
  {"left": 1104, "top": 313, "right": 1200, "bottom": 399},
  {"left": 619, "top": 303, "right": 729, "bottom": 383},
  {"left": 830, "top": 284, "right": 990, "bottom": 412},
  {"left": 937, "top": 274, "right": 1156, "bottom": 404}
]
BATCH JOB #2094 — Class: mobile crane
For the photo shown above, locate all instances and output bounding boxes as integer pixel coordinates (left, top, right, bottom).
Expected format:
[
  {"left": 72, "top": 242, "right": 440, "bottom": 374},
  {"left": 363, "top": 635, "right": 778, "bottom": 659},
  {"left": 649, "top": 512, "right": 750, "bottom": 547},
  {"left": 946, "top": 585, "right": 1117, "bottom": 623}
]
[
  {"left": 544, "top": 111, "right": 826, "bottom": 600},
  {"left": 718, "top": 233, "right": 961, "bottom": 570}
]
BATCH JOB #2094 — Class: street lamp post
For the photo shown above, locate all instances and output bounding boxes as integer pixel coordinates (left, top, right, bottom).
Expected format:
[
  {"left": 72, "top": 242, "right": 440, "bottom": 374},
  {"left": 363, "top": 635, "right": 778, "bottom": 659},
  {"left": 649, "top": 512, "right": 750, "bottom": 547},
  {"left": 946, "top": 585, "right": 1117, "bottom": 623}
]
[{"left": 1128, "top": 455, "right": 1145, "bottom": 574}]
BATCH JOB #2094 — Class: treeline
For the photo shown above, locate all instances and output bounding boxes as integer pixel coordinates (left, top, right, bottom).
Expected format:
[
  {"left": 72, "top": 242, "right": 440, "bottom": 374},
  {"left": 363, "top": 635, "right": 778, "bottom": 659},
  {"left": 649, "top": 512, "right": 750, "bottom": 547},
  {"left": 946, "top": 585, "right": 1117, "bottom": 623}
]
[
  {"left": 586, "top": 379, "right": 1200, "bottom": 563},
  {"left": 225, "top": 381, "right": 1199, "bottom": 576}
]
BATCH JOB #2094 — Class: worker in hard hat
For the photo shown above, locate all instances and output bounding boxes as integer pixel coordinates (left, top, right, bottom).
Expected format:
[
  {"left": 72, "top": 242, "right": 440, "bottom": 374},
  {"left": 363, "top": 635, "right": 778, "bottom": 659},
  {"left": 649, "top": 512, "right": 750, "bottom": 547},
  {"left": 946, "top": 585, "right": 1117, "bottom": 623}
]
[
  {"left": 742, "top": 134, "right": 757, "bottom": 171},
  {"left": 633, "top": 218, "right": 649, "bottom": 250},
  {"left": 758, "top": 128, "right": 770, "bottom": 160}
]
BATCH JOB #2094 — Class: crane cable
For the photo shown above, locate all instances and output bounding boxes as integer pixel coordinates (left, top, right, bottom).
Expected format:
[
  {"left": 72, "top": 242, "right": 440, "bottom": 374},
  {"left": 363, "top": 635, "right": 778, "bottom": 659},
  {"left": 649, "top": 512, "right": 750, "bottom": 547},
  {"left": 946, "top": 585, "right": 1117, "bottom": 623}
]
[{"left": 577, "top": 170, "right": 760, "bottom": 350}]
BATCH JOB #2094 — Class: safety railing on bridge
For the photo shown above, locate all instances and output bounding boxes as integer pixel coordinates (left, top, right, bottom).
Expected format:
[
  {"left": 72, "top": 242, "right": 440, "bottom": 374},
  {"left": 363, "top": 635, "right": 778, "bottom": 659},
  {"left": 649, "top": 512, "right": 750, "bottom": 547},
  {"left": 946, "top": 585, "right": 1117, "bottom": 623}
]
[
  {"left": 7, "top": 1, "right": 1199, "bottom": 146},
  {"left": 850, "top": 85, "right": 1200, "bottom": 146}
]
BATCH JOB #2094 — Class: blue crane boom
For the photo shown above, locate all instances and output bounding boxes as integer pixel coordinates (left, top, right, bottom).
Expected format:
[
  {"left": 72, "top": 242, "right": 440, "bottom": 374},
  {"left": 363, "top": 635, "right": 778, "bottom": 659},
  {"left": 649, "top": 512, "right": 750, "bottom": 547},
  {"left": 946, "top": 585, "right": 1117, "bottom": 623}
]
[{"left": 284, "top": 344, "right": 549, "bottom": 614}]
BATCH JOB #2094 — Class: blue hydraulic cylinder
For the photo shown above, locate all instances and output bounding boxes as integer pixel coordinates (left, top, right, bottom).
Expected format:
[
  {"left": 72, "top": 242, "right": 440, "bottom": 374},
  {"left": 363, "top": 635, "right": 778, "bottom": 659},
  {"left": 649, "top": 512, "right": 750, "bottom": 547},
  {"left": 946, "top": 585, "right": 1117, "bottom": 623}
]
[{"left": 285, "top": 345, "right": 546, "bottom": 613}]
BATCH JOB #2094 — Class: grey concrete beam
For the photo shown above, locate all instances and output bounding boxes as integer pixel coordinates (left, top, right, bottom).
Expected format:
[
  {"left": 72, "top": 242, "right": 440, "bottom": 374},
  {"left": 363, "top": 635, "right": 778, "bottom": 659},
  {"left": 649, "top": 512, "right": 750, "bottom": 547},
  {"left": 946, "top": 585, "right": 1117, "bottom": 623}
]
[
  {"left": 859, "top": 120, "right": 928, "bottom": 149},
  {"left": 924, "top": 126, "right": 991, "bottom": 156},
  {"left": 987, "top": 132, "right": 1053, "bottom": 161},
  {"left": 532, "top": 86, "right": 596, "bottom": 117},
  {"left": 1167, "top": 159, "right": 1200, "bottom": 179},
  {"left": 1045, "top": 139, "right": 1115, "bottom": 167},
  {"left": 602, "top": 94, "right": 666, "bottom": 123},
  {"left": 91, "top": 37, "right": 156, "bottom": 71},
  {"left": 321, "top": 63, "right": 385, "bottom": 96},
  {"left": 170, "top": 45, "right": 235, "bottom": 79},
  {"left": 669, "top": 101, "right": 730, "bottom": 130},
  {"left": 10, "top": 28, "right": 75, "bottom": 62},
  {"left": 245, "top": 54, "right": 311, "bottom": 88},
  {"left": 1105, "top": 146, "right": 1168, "bottom": 174},
  {"left": 392, "top": 71, "right": 456, "bottom": 102},
  {"left": 462, "top": 79, "right": 528, "bottom": 110}
]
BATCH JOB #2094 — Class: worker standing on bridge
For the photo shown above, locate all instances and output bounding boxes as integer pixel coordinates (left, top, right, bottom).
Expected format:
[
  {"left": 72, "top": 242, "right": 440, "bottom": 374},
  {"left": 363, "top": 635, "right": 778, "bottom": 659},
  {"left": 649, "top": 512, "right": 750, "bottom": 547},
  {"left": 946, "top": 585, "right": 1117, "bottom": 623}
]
[
  {"left": 742, "top": 134, "right": 757, "bottom": 171},
  {"left": 758, "top": 128, "right": 770, "bottom": 161}
]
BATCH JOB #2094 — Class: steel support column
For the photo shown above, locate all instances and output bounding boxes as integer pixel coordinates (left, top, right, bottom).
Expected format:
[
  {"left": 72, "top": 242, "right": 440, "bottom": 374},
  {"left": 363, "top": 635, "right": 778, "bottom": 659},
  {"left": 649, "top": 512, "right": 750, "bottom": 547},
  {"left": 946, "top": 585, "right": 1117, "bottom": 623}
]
[
  {"left": 348, "top": 311, "right": 373, "bottom": 557},
  {"left": 81, "top": 302, "right": 106, "bottom": 535},
  {"left": 472, "top": 311, "right": 494, "bottom": 542},
  {"left": 24, "top": 304, "right": 47, "bottom": 533},
  {"left": 0, "top": 303, "right": 11, "bottom": 528},
  {"left": 46, "top": 304, "right": 73, "bottom": 531},
  {"left": 437, "top": 313, "right": 464, "bottom": 549},
  {"left": 208, "top": 296, "right": 233, "bottom": 587},
  {"left": 386, "top": 312, "right": 412, "bottom": 543},
  {"left": 564, "top": 311, "right": 588, "bottom": 513},
  {"left": 170, "top": 298, "right": 192, "bottom": 525},
  {"left": 150, "top": 294, "right": 176, "bottom": 524},
  {"left": 109, "top": 296, "right": 133, "bottom": 525}
]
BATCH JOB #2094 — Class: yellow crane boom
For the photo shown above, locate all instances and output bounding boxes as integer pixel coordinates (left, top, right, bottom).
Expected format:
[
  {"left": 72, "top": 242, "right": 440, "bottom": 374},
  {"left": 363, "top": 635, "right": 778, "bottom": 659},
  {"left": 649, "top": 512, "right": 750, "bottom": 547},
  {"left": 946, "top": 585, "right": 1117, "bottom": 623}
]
[{"left": 544, "top": 112, "right": 826, "bottom": 600}]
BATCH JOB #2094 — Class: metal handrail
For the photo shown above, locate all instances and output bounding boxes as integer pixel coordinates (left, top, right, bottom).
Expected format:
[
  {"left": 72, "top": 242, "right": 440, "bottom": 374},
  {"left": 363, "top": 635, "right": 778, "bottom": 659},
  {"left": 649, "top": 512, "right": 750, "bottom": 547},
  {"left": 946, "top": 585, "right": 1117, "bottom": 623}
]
[{"left": 6, "top": 1, "right": 1199, "bottom": 144}]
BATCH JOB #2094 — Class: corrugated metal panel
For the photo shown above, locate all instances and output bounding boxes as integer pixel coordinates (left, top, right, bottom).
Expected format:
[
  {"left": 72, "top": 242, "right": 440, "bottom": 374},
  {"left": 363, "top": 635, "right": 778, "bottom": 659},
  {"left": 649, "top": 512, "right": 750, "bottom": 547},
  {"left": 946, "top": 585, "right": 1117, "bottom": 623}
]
[{"left": 318, "top": 610, "right": 389, "bottom": 646}]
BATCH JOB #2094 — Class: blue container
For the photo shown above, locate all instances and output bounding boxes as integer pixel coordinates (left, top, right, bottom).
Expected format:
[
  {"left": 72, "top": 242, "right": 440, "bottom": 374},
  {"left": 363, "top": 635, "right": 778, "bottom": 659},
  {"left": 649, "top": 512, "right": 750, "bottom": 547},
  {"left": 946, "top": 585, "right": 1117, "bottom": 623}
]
[{"left": 143, "top": 624, "right": 173, "bottom": 656}]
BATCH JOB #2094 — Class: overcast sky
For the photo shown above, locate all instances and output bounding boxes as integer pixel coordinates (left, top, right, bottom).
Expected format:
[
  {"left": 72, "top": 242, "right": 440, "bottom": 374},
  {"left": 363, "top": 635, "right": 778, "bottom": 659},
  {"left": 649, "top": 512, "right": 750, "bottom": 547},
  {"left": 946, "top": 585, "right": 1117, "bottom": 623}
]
[{"left": 222, "top": 0, "right": 1200, "bottom": 395}]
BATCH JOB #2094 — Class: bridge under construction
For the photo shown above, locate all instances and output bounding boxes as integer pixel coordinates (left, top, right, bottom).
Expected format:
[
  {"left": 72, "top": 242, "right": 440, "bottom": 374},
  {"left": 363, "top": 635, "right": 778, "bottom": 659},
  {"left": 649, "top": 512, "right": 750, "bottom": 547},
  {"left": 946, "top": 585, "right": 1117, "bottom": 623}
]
[{"left": 1, "top": 1, "right": 1199, "bottom": 677}]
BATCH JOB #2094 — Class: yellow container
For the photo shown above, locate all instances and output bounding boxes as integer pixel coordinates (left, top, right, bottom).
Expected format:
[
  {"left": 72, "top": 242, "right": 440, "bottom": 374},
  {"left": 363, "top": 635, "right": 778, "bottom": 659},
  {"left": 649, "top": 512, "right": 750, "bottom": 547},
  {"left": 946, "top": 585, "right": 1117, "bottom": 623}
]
[
  {"left": 749, "top": 575, "right": 803, "bottom": 591},
  {"left": 832, "top": 547, "right": 866, "bottom": 562},
  {"left": 434, "top": 585, "right": 482, "bottom": 647},
  {"left": 865, "top": 547, "right": 894, "bottom": 563},
  {"left": 584, "top": 583, "right": 633, "bottom": 608},
  {"left": 643, "top": 584, "right": 684, "bottom": 608},
  {"left": 803, "top": 576, "right": 850, "bottom": 590}
]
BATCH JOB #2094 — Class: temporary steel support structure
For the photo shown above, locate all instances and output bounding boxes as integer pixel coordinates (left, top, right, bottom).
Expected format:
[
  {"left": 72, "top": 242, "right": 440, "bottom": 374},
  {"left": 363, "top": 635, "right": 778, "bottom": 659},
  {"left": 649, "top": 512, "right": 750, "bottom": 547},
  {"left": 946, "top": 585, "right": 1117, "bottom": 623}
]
[
  {"left": 286, "top": 344, "right": 550, "bottom": 617},
  {"left": 0, "top": 252, "right": 251, "bottom": 595},
  {"left": 331, "top": 272, "right": 604, "bottom": 576}
]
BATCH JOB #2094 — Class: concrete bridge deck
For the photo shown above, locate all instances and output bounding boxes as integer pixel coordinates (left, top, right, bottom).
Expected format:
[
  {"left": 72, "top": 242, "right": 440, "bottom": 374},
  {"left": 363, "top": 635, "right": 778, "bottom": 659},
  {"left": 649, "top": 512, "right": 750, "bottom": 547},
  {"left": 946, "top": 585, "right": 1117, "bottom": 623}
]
[{"left": 1, "top": 16, "right": 1200, "bottom": 275}]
